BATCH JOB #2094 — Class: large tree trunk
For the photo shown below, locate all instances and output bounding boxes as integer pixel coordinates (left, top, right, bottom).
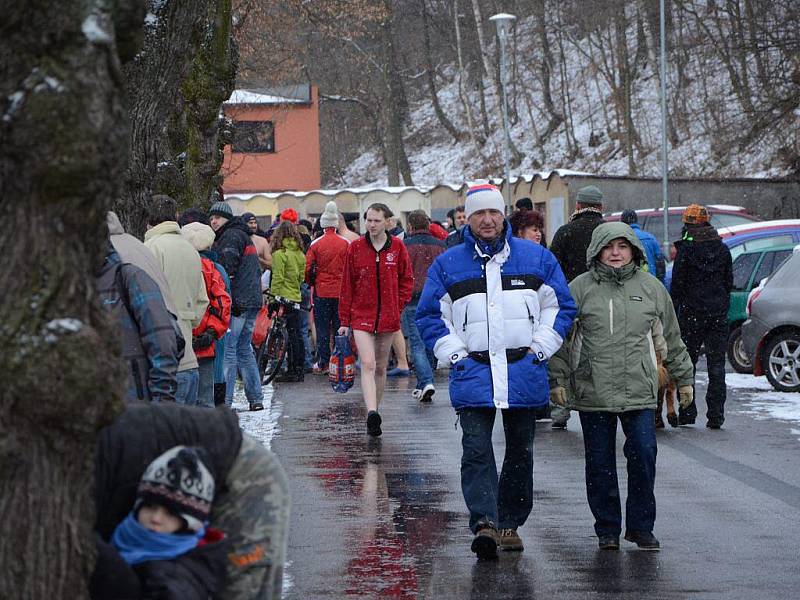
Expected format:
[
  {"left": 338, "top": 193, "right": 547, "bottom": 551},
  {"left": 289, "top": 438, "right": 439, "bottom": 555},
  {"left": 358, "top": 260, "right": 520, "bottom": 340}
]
[
  {"left": 118, "top": 0, "right": 227, "bottom": 238},
  {"left": 0, "top": 0, "right": 142, "bottom": 596}
]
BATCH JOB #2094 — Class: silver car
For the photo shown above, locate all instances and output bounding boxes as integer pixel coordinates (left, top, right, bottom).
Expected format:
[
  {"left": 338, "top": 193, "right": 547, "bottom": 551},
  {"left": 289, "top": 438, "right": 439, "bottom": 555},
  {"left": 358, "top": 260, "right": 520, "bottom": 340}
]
[{"left": 741, "top": 248, "right": 800, "bottom": 392}]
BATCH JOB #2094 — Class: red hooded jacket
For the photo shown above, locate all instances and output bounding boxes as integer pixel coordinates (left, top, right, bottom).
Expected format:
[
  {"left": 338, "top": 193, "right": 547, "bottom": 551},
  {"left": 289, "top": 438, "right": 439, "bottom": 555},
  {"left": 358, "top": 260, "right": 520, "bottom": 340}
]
[
  {"left": 339, "top": 234, "right": 413, "bottom": 333},
  {"left": 193, "top": 257, "right": 231, "bottom": 359}
]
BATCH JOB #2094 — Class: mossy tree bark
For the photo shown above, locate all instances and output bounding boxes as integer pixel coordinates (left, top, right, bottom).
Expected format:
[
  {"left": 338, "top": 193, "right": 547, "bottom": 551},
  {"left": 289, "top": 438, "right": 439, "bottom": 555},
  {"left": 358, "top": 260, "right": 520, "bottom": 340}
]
[
  {"left": 118, "top": 0, "right": 237, "bottom": 238},
  {"left": 0, "top": 0, "right": 143, "bottom": 597}
]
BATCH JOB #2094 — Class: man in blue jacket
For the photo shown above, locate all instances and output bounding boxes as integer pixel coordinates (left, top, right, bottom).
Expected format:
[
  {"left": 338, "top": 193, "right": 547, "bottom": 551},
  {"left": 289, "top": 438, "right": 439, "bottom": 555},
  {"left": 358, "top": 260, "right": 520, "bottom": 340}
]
[
  {"left": 620, "top": 210, "right": 666, "bottom": 282},
  {"left": 416, "top": 184, "right": 576, "bottom": 559}
]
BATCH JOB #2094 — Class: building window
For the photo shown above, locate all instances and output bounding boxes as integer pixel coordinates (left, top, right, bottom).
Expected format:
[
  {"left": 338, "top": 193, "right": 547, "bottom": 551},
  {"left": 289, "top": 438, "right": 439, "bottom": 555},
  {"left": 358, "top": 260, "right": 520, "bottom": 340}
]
[{"left": 232, "top": 121, "right": 275, "bottom": 153}]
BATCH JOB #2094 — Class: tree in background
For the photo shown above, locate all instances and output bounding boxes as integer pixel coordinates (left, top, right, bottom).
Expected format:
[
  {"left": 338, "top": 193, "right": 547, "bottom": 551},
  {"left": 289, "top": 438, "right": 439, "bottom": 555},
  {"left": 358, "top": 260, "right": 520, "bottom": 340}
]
[{"left": 0, "top": 0, "right": 238, "bottom": 595}]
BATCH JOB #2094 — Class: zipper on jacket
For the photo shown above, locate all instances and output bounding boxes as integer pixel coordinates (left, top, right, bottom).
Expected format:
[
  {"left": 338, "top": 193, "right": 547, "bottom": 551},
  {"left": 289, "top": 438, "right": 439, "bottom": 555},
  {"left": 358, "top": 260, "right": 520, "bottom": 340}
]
[
  {"left": 374, "top": 248, "right": 382, "bottom": 333},
  {"left": 609, "top": 299, "right": 614, "bottom": 335},
  {"left": 462, "top": 308, "right": 468, "bottom": 332}
]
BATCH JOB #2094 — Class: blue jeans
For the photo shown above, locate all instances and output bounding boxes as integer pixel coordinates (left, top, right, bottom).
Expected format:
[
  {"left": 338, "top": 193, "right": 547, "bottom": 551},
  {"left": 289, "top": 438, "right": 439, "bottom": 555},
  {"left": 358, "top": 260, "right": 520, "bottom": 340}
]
[
  {"left": 299, "top": 309, "right": 313, "bottom": 369},
  {"left": 401, "top": 303, "right": 433, "bottom": 388},
  {"left": 175, "top": 368, "right": 199, "bottom": 405},
  {"left": 459, "top": 407, "right": 537, "bottom": 533},
  {"left": 224, "top": 309, "right": 264, "bottom": 406},
  {"left": 578, "top": 409, "right": 657, "bottom": 537},
  {"left": 313, "top": 296, "right": 339, "bottom": 367}
]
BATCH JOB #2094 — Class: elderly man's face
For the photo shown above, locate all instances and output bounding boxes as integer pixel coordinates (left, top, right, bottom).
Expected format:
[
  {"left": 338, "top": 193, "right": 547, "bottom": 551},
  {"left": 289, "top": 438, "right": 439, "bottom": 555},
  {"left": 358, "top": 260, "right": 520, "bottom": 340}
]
[{"left": 469, "top": 209, "right": 504, "bottom": 241}]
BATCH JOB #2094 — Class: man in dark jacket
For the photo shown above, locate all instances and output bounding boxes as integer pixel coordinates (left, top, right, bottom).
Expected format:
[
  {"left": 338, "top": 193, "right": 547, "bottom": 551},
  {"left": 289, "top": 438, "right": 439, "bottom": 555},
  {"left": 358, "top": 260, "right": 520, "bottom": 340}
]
[
  {"left": 94, "top": 403, "right": 290, "bottom": 600},
  {"left": 445, "top": 204, "right": 467, "bottom": 248},
  {"left": 670, "top": 204, "right": 733, "bottom": 429},
  {"left": 547, "top": 185, "right": 605, "bottom": 428},
  {"left": 209, "top": 201, "right": 265, "bottom": 411},
  {"left": 403, "top": 210, "right": 446, "bottom": 402},
  {"left": 550, "top": 185, "right": 606, "bottom": 282},
  {"left": 96, "top": 245, "right": 180, "bottom": 402}
]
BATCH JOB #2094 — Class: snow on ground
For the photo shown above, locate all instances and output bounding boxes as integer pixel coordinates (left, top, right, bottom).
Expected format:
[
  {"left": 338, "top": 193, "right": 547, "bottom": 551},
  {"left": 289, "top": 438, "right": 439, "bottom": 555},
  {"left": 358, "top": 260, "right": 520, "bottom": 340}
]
[
  {"left": 697, "top": 372, "right": 800, "bottom": 440},
  {"left": 231, "top": 382, "right": 281, "bottom": 448}
]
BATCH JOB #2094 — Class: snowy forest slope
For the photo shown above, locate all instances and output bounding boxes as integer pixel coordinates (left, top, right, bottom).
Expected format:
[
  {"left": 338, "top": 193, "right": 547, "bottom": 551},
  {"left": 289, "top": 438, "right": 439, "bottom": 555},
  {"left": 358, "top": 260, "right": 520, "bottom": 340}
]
[{"left": 328, "top": 1, "right": 800, "bottom": 187}]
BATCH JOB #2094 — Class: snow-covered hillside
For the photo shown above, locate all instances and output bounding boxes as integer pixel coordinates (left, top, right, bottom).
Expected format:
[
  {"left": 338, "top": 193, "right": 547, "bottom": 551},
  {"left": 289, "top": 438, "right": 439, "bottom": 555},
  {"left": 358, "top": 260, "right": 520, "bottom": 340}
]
[{"left": 339, "top": 14, "right": 797, "bottom": 187}]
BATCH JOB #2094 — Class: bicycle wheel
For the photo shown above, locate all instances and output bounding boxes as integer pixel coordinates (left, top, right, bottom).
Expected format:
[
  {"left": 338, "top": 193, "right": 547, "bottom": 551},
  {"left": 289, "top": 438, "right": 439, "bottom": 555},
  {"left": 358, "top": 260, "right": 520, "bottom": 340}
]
[{"left": 258, "top": 324, "right": 289, "bottom": 384}]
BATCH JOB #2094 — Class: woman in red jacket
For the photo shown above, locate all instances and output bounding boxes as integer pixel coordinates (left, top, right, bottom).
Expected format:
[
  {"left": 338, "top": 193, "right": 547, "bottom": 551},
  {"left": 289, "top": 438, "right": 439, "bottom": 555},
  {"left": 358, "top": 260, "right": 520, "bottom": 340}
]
[{"left": 338, "top": 203, "right": 413, "bottom": 437}]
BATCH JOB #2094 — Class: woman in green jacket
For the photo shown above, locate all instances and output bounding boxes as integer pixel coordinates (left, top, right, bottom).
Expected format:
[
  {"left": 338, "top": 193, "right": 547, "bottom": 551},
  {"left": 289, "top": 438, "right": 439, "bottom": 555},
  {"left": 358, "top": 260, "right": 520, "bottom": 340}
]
[
  {"left": 549, "top": 222, "right": 694, "bottom": 551},
  {"left": 270, "top": 221, "right": 307, "bottom": 382}
]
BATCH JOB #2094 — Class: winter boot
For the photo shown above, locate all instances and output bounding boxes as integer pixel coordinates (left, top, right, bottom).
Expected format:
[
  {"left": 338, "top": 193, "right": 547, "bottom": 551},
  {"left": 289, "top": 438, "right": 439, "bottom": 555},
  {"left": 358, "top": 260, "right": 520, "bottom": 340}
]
[
  {"left": 624, "top": 530, "right": 660, "bottom": 551},
  {"left": 471, "top": 524, "right": 500, "bottom": 560},
  {"left": 499, "top": 528, "right": 524, "bottom": 552},
  {"left": 213, "top": 383, "right": 226, "bottom": 406}
]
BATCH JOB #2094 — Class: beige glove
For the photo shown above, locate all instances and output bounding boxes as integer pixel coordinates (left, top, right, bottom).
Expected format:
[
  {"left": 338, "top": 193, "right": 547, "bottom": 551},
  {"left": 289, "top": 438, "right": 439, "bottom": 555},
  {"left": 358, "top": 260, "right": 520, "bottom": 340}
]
[
  {"left": 550, "top": 386, "right": 567, "bottom": 407},
  {"left": 678, "top": 385, "right": 694, "bottom": 409}
]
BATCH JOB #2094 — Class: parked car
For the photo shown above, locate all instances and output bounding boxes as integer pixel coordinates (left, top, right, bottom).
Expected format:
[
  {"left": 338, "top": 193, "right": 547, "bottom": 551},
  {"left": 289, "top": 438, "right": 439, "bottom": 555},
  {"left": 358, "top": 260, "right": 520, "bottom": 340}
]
[
  {"left": 717, "top": 219, "right": 800, "bottom": 261},
  {"left": 741, "top": 246, "right": 800, "bottom": 392},
  {"left": 665, "top": 220, "right": 800, "bottom": 289},
  {"left": 605, "top": 204, "right": 760, "bottom": 258},
  {"left": 726, "top": 244, "right": 796, "bottom": 373}
]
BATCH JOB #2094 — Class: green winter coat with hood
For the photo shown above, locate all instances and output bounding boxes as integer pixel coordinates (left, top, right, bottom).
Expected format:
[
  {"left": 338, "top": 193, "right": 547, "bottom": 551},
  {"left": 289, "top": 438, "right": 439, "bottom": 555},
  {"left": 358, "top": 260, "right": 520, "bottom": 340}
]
[
  {"left": 549, "top": 222, "right": 693, "bottom": 412},
  {"left": 270, "top": 238, "right": 306, "bottom": 303}
]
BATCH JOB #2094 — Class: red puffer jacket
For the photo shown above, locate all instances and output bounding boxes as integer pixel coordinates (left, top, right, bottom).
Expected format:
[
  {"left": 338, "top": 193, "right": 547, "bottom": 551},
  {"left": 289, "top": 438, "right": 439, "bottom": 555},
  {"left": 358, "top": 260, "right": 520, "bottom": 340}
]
[
  {"left": 193, "top": 257, "right": 231, "bottom": 359},
  {"left": 339, "top": 234, "right": 413, "bottom": 333}
]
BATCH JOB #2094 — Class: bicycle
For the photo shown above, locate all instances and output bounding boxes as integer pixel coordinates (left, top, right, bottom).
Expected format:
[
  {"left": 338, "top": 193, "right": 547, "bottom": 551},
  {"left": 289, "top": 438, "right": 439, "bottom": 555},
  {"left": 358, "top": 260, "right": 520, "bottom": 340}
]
[{"left": 255, "top": 293, "right": 301, "bottom": 385}]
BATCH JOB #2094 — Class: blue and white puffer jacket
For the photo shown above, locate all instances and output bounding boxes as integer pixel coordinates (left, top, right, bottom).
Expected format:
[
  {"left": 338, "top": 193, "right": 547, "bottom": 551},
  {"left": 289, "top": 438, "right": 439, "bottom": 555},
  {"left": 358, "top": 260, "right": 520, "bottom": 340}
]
[{"left": 416, "top": 224, "right": 576, "bottom": 409}]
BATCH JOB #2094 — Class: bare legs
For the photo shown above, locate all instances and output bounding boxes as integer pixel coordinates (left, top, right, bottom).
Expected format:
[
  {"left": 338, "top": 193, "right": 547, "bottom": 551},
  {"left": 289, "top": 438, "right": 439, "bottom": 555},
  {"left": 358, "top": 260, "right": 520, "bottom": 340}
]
[
  {"left": 353, "top": 330, "right": 395, "bottom": 412},
  {"left": 391, "top": 330, "right": 409, "bottom": 371}
]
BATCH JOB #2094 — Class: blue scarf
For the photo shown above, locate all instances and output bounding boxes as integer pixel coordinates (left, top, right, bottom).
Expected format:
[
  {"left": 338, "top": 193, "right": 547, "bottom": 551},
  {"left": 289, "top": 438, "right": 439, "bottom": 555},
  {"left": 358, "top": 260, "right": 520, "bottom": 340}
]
[
  {"left": 476, "top": 235, "right": 505, "bottom": 257},
  {"left": 111, "top": 512, "right": 205, "bottom": 565}
]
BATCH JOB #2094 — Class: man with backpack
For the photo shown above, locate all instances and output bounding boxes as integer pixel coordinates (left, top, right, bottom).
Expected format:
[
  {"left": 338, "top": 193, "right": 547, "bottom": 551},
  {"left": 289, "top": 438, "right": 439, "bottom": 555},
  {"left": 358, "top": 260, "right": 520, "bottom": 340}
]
[{"left": 95, "top": 245, "right": 181, "bottom": 403}]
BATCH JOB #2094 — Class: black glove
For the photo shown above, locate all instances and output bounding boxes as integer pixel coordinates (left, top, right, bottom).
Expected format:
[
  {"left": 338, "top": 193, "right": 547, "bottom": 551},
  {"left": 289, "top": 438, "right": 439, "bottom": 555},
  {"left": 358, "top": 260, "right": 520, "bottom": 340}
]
[{"left": 192, "top": 330, "right": 216, "bottom": 350}]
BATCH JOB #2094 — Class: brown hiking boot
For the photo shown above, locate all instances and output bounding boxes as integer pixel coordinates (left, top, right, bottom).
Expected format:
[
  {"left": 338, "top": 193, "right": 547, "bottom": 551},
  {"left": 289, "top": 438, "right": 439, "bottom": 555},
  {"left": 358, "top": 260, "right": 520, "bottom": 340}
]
[
  {"left": 471, "top": 524, "right": 500, "bottom": 560},
  {"left": 499, "top": 528, "right": 524, "bottom": 551}
]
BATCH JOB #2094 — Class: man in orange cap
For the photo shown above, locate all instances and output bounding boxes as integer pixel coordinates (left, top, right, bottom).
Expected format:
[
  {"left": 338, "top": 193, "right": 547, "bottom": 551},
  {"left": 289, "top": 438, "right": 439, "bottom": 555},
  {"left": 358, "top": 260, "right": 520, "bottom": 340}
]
[{"left": 670, "top": 204, "right": 732, "bottom": 429}]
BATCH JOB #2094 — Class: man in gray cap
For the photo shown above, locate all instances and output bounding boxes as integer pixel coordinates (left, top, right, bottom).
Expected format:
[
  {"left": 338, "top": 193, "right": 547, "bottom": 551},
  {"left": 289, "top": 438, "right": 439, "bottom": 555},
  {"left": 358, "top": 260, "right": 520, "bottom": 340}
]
[{"left": 547, "top": 185, "right": 605, "bottom": 429}]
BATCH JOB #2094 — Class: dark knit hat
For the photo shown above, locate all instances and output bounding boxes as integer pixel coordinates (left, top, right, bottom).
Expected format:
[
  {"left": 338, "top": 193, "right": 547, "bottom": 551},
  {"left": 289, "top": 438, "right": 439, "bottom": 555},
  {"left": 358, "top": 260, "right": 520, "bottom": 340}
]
[
  {"left": 209, "top": 201, "right": 234, "bottom": 220},
  {"left": 620, "top": 209, "right": 638, "bottom": 224},
  {"left": 135, "top": 446, "right": 215, "bottom": 533},
  {"left": 576, "top": 185, "right": 603, "bottom": 206}
]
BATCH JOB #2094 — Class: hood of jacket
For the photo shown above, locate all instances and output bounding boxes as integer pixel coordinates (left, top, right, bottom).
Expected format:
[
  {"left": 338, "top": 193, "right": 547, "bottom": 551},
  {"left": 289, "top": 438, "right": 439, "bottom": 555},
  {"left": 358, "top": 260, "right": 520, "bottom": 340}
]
[
  {"left": 144, "top": 221, "right": 182, "bottom": 241},
  {"left": 586, "top": 221, "right": 647, "bottom": 272},
  {"left": 107, "top": 211, "right": 125, "bottom": 235},
  {"left": 281, "top": 238, "right": 301, "bottom": 252}
]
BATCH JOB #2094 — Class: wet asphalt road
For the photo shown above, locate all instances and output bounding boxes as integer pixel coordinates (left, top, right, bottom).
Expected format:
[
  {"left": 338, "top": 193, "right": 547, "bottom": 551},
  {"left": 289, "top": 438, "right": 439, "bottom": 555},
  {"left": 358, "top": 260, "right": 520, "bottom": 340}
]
[{"left": 267, "top": 368, "right": 800, "bottom": 599}]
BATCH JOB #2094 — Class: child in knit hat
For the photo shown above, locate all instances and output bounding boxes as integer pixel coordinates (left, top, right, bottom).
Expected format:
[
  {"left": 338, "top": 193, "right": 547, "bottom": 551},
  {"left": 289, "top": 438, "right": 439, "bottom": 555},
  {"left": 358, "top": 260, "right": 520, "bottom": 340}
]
[{"left": 91, "top": 446, "right": 227, "bottom": 599}]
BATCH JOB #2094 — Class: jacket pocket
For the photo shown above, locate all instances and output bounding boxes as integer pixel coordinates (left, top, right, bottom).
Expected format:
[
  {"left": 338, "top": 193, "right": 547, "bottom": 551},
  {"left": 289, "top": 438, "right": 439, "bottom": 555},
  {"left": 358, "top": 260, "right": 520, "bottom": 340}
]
[{"left": 641, "top": 357, "right": 657, "bottom": 399}]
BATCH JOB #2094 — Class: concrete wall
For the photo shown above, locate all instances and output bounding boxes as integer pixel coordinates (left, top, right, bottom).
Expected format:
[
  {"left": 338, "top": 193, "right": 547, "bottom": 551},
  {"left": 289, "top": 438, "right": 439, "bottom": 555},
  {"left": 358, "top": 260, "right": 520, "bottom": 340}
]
[{"left": 563, "top": 175, "right": 800, "bottom": 220}]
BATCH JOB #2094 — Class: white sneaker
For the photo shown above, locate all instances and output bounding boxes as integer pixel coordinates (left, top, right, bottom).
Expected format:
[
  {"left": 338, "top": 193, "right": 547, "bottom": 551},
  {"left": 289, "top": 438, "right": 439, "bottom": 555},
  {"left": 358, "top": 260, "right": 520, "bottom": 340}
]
[
  {"left": 419, "top": 383, "right": 435, "bottom": 403},
  {"left": 411, "top": 388, "right": 423, "bottom": 400}
]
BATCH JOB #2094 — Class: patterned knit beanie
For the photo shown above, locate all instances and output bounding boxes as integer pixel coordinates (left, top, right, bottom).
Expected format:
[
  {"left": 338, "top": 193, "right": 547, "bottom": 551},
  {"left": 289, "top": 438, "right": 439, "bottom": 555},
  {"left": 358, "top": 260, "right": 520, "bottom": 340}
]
[
  {"left": 464, "top": 184, "right": 505, "bottom": 219},
  {"left": 135, "top": 446, "right": 215, "bottom": 533}
]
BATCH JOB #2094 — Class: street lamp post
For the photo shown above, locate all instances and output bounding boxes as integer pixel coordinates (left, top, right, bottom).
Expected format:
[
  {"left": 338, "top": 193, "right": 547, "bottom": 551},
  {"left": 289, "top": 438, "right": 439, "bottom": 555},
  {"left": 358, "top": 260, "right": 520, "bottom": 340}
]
[
  {"left": 489, "top": 12, "right": 516, "bottom": 211},
  {"left": 659, "top": 0, "right": 670, "bottom": 257}
]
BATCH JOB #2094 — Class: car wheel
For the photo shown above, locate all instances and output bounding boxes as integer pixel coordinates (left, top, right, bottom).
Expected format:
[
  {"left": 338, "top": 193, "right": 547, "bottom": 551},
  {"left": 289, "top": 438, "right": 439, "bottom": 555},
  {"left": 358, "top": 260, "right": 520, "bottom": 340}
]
[
  {"left": 727, "top": 325, "right": 753, "bottom": 374},
  {"left": 764, "top": 332, "right": 800, "bottom": 393}
]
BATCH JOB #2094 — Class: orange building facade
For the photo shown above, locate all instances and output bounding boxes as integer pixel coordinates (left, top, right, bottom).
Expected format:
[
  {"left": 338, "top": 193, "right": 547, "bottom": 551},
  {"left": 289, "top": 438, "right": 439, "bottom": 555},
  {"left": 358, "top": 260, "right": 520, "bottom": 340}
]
[{"left": 221, "top": 85, "right": 321, "bottom": 193}]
